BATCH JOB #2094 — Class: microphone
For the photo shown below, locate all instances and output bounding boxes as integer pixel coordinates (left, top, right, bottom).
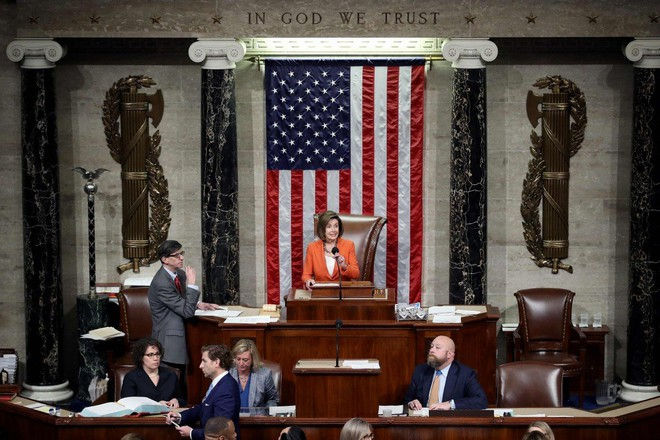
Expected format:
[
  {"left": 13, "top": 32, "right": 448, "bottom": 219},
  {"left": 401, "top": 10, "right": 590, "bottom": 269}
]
[
  {"left": 335, "top": 319, "right": 343, "bottom": 367},
  {"left": 332, "top": 247, "right": 343, "bottom": 301}
]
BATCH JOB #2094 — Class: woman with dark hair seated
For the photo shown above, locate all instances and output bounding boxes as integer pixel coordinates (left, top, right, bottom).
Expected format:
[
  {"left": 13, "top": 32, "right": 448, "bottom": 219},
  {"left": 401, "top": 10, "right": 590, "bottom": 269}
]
[
  {"left": 278, "top": 426, "right": 306, "bottom": 440},
  {"left": 120, "top": 337, "right": 185, "bottom": 408},
  {"left": 302, "top": 210, "right": 360, "bottom": 290}
]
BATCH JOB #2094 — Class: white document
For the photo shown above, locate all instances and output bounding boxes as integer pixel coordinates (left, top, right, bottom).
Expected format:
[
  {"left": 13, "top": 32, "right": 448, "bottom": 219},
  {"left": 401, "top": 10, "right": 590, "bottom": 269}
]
[
  {"left": 455, "top": 309, "right": 481, "bottom": 316},
  {"left": 432, "top": 314, "right": 462, "bottom": 324},
  {"left": 122, "top": 276, "right": 153, "bottom": 287},
  {"left": 343, "top": 359, "right": 380, "bottom": 369},
  {"left": 428, "top": 306, "right": 456, "bottom": 315},
  {"left": 224, "top": 316, "right": 275, "bottom": 324},
  {"left": 269, "top": 405, "right": 296, "bottom": 416},
  {"left": 194, "top": 309, "right": 242, "bottom": 318},
  {"left": 378, "top": 405, "right": 404, "bottom": 415},
  {"left": 493, "top": 408, "right": 515, "bottom": 417},
  {"left": 409, "top": 408, "right": 429, "bottom": 417}
]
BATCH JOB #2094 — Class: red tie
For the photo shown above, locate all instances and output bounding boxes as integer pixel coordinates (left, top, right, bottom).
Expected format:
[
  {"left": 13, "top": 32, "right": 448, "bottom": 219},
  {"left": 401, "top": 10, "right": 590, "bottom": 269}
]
[{"left": 174, "top": 276, "right": 183, "bottom": 294}]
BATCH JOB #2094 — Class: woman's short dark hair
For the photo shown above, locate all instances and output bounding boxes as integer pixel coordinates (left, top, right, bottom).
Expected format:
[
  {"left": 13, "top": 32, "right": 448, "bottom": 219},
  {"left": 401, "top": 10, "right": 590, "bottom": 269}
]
[
  {"left": 202, "top": 344, "right": 233, "bottom": 370},
  {"left": 131, "top": 338, "right": 163, "bottom": 367},
  {"left": 281, "top": 426, "right": 306, "bottom": 440},
  {"left": 316, "top": 210, "right": 343, "bottom": 241}
]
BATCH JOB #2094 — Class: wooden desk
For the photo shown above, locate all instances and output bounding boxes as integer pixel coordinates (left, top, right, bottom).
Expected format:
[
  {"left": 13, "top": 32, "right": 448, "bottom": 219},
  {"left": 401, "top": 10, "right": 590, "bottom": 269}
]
[
  {"left": 185, "top": 306, "right": 500, "bottom": 410},
  {"left": 293, "top": 359, "right": 381, "bottom": 417},
  {"left": 4, "top": 397, "right": 659, "bottom": 440},
  {"left": 238, "top": 398, "right": 660, "bottom": 440}
]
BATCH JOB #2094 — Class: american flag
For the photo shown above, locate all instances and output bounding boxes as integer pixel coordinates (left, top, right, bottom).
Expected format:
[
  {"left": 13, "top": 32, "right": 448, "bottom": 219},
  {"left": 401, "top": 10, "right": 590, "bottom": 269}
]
[{"left": 265, "top": 59, "right": 425, "bottom": 305}]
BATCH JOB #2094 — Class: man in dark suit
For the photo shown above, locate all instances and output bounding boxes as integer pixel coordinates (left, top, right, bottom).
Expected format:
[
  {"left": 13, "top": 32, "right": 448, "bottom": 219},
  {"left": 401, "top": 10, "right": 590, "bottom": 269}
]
[
  {"left": 167, "top": 345, "right": 240, "bottom": 440},
  {"left": 404, "top": 335, "right": 487, "bottom": 410},
  {"left": 149, "top": 240, "right": 220, "bottom": 372}
]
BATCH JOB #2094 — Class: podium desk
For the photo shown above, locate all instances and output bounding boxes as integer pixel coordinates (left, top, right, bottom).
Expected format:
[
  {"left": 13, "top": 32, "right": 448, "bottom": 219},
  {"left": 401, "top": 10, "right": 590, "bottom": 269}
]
[
  {"left": 238, "top": 398, "right": 660, "bottom": 440},
  {"left": 293, "top": 359, "right": 381, "bottom": 417},
  {"left": 6, "top": 396, "right": 659, "bottom": 440},
  {"left": 285, "top": 287, "right": 395, "bottom": 321},
  {"left": 185, "top": 305, "right": 499, "bottom": 410}
]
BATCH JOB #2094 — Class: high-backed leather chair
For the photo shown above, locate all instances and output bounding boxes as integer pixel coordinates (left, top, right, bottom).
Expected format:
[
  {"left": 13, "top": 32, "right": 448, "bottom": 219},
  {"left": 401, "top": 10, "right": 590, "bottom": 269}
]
[
  {"left": 496, "top": 361, "right": 563, "bottom": 407},
  {"left": 313, "top": 213, "right": 386, "bottom": 282},
  {"left": 262, "top": 360, "right": 282, "bottom": 401},
  {"left": 118, "top": 287, "right": 152, "bottom": 350},
  {"left": 514, "top": 288, "right": 586, "bottom": 406},
  {"left": 113, "top": 364, "right": 180, "bottom": 400}
]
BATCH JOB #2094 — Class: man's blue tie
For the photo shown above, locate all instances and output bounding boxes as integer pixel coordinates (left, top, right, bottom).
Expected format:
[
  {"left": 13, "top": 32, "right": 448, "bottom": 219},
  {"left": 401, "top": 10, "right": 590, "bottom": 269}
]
[{"left": 203, "top": 382, "right": 214, "bottom": 402}]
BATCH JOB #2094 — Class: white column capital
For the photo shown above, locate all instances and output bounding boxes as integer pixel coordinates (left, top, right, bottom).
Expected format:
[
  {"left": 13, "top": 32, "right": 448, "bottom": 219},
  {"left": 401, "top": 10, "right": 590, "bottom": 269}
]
[
  {"left": 188, "top": 38, "right": 246, "bottom": 70},
  {"left": 442, "top": 38, "right": 497, "bottom": 69},
  {"left": 6, "top": 38, "right": 64, "bottom": 69},
  {"left": 624, "top": 38, "right": 660, "bottom": 69}
]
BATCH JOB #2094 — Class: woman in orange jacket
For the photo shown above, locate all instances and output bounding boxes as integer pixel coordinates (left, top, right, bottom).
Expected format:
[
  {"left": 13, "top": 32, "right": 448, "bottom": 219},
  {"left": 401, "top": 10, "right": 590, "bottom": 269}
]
[{"left": 302, "top": 210, "right": 359, "bottom": 290}]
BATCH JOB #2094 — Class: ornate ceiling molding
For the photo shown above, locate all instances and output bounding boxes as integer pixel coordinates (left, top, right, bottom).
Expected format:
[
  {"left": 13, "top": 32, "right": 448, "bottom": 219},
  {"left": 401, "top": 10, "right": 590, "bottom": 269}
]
[
  {"left": 441, "top": 38, "right": 497, "bottom": 69},
  {"left": 6, "top": 38, "right": 64, "bottom": 69},
  {"left": 624, "top": 38, "right": 660, "bottom": 69},
  {"left": 188, "top": 38, "right": 246, "bottom": 70}
]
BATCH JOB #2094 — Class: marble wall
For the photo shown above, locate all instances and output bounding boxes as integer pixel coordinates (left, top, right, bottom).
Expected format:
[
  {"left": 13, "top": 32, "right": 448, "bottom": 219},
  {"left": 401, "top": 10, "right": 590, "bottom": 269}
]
[
  {"left": 0, "top": 2, "right": 24, "bottom": 383},
  {"left": 0, "top": 45, "right": 632, "bottom": 385},
  {"left": 487, "top": 59, "right": 632, "bottom": 379}
]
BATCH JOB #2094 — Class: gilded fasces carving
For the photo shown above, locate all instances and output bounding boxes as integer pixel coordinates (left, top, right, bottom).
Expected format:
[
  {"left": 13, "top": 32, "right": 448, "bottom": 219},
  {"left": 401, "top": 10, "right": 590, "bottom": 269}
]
[
  {"left": 102, "top": 75, "right": 171, "bottom": 274},
  {"left": 521, "top": 76, "right": 587, "bottom": 274}
]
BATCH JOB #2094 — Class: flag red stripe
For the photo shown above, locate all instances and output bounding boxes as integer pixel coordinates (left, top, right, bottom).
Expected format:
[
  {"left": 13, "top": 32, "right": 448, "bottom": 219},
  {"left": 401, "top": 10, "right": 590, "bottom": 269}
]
[
  {"left": 266, "top": 170, "right": 280, "bottom": 304},
  {"left": 290, "top": 170, "right": 304, "bottom": 290},
  {"left": 339, "top": 169, "right": 351, "bottom": 213},
  {"left": 361, "top": 66, "right": 375, "bottom": 215},
  {"left": 408, "top": 64, "right": 425, "bottom": 303},
  {"left": 386, "top": 67, "right": 400, "bottom": 289},
  {"left": 315, "top": 170, "right": 327, "bottom": 213}
]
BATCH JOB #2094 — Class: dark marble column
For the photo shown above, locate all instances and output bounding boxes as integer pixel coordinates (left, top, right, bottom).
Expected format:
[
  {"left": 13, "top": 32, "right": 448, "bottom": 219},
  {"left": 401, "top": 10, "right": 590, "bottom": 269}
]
[
  {"left": 75, "top": 296, "right": 108, "bottom": 402},
  {"left": 7, "top": 39, "right": 72, "bottom": 401},
  {"left": 621, "top": 39, "right": 660, "bottom": 402},
  {"left": 442, "top": 39, "right": 498, "bottom": 305},
  {"left": 189, "top": 40, "right": 246, "bottom": 305}
]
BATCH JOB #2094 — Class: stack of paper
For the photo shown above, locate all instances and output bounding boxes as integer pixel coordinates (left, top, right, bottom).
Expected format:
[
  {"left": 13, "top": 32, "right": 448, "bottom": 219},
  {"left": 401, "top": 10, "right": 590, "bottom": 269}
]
[
  {"left": 0, "top": 353, "right": 17, "bottom": 384},
  {"left": 342, "top": 359, "right": 380, "bottom": 369},
  {"left": 224, "top": 316, "right": 278, "bottom": 324},
  {"left": 194, "top": 309, "right": 242, "bottom": 318},
  {"left": 81, "top": 327, "right": 125, "bottom": 341}
]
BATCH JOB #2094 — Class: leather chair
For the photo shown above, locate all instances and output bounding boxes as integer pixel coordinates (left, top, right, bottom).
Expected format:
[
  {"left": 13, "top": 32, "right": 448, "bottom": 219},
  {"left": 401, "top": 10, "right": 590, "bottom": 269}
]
[
  {"left": 117, "top": 287, "right": 152, "bottom": 351},
  {"left": 113, "top": 364, "right": 180, "bottom": 400},
  {"left": 513, "top": 288, "right": 586, "bottom": 406},
  {"left": 262, "top": 360, "right": 282, "bottom": 401},
  {"left": 313, "top": 213, "right": 387, "bottom": 282},
  {"left": 496, "top": 361, "right": 563, "bottom": 407}
]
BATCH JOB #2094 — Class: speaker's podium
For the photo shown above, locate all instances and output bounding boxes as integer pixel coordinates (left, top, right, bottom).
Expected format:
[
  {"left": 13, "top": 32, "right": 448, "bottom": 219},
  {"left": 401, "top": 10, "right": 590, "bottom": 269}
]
[{"left": 285, "top": 281, "right": 396, "bottom": 321}]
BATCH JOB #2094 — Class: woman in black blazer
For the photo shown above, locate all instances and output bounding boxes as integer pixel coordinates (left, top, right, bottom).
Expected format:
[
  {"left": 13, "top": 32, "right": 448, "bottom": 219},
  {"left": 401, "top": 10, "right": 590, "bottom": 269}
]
[{"left": 120, "top": 337, "right": 185, "bottom": 408}]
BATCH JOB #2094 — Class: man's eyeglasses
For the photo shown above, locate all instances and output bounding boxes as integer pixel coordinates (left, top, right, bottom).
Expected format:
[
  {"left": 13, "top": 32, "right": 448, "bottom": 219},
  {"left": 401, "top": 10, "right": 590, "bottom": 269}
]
[
  {"left": 144, "top": 352, "right": 162, "bottom": 358},
  {"left": 168, "top": 251, "right": 185, "bottom": 258},
  {"left": 361, "top": 434, "right": 374, "bottom": 440}
]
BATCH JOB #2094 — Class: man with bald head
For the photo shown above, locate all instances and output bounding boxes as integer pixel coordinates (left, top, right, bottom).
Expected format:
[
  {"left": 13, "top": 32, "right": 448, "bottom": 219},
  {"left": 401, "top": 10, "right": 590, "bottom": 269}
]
[{"left": 404, "top": 335, "right": 487, "bottom": 410}]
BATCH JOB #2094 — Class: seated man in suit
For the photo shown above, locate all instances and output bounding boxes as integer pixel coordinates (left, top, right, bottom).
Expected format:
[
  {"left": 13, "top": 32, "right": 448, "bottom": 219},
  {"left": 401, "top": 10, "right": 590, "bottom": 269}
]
[
  {"left": 404, "top": 335, "right": 487, "bottom": 410},
  {"left": 204, "top": 416, "right": 237, "bottom": 440},
  {"left": 167, "top": 345, "right": 240, "bottom": 440}
]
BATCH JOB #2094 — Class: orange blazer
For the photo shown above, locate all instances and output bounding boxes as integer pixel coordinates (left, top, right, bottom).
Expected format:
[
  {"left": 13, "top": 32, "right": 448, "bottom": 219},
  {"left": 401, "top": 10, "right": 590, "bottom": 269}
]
[{"left": 302, "top": 238, "right": 360, "bottom": 283}]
